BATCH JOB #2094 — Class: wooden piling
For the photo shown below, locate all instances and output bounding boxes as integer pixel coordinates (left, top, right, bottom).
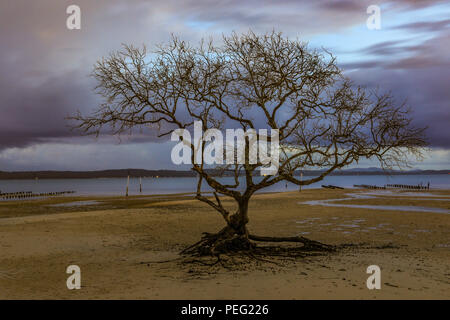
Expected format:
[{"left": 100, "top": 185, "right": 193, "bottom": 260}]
[{"left": 126, "top": 175, "right": 130, "bottom": 197}]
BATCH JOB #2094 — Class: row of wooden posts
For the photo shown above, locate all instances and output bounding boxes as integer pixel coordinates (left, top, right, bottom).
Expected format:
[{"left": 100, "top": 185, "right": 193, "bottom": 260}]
[
  {"left": 353, "top": 183, "right": 430, "bottom": 190},
  {"left": 386, "top": 183, "right": 430, "bottom": 190},
  {"left": 0, "top": 190, "right": 75, "bottom": 200},
  {"left": 354, "top": 184, "right": 386, "bottom": 190},
  {"left": 2, "top": 175, "right": 149, "bottom": 200}
]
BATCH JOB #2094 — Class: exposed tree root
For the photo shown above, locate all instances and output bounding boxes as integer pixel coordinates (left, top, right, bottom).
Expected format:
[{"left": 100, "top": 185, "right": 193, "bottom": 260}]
[
  {"left": 248, "top": 234, "right": 335, "bottom": 252},
  {"left": 180, "top": 230, "right": 255, "bottom": 256},
  {"left": 138, "top": 257, "right": 183, "bottom": 265},
  {"left": 180, "top": 228, "right": 335, "bottom": 259},
  {"left": 243, "top": 251, "right": 282, "bottom": 266}
]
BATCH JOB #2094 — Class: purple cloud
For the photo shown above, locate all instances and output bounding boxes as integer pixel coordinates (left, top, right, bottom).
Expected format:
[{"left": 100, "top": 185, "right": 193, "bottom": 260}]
[{"left": 0, "top": 0, "right": 449, "bottom": 170}]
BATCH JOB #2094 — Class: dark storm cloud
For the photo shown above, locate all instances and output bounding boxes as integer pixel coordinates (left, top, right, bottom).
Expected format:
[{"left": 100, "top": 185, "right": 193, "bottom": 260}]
[
  {"left": 392, "top": 19, "right": 450, "bottom": 32},
  {"left": 317, "top": 0, "right": 366, "bottom": 12},
  {"left": 0, "top": 0, "right": 172, "bottom": 151},
  {"left": 0, "top": 0, "right": 358, "bottom": 152},
  {"left": 0, "top": 0, "right": 449, "bottom": 155},
  {"left": 341, "top": 31, "right": 450, "bottom": 148},
  {"left": 394, "top": 0, "right": 448, "bottom": 9},
  {"left": 348, "top": 66, "right": 450, "bottom": 149},
  {"left": 340, "top": 60, "right": 381, "bottom": 70},
  {"left": 360, "top": 40, "right": 411, "bottom": 56},
  {"left": 346, "top": 30, "right": 450, "bottom": 68},
  {"left": 0, "top": 70, "right": 95, "bottom": 150}
]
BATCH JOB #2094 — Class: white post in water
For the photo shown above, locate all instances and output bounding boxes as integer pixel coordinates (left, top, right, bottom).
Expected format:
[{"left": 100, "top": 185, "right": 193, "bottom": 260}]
[
  {"left": 139, "top": 177, "right": 142, "bottom": 193},
  {"left": 126, "top": 175, "right": 130, "bottom": 197}
]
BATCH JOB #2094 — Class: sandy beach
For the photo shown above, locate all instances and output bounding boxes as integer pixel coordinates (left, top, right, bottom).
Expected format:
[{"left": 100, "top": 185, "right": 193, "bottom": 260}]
[{"left": 0, "top": 189, "right": 449, "bottom": 299}]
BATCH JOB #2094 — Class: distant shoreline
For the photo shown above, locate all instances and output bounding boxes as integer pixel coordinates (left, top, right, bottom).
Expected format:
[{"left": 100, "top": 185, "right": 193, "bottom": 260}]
[{"left": 0, "top": 168, "right": 448, "bottom": 180}]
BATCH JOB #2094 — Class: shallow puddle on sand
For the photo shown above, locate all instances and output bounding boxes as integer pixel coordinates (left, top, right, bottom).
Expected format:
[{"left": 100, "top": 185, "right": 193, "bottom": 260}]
[
  {"left": 300, "top": 192, "right": 450, "bottom": 214},
  {"left": 47, "top": 200, "right": 101, "bottom": 207},
  {"left": 358, "top": 191, "right": 450, "bottom": 199},
  {"left": 338, "top": 224, "right": 360, "bottom": 228}
]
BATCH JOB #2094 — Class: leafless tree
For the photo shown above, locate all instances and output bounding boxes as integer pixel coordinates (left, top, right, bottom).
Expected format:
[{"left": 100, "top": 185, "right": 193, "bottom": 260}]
[{"left": 71, "top": 31, "right": 426, "bottom": 256}]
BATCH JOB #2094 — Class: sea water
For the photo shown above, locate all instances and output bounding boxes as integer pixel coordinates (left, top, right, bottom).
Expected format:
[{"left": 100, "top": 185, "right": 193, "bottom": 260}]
[{"left": 0, "top": 174, "right": 449, "bottom": 197}]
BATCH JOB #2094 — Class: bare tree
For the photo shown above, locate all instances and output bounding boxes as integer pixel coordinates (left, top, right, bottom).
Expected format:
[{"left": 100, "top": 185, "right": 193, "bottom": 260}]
[{"left": 71, "top": 31, "right": 426, "bottom": 256}]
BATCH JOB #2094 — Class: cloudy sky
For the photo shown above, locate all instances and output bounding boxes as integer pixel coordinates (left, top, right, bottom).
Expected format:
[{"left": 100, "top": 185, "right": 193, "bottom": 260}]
[{"left": 0, "top": 0, "right": 449, "bottom": 171}]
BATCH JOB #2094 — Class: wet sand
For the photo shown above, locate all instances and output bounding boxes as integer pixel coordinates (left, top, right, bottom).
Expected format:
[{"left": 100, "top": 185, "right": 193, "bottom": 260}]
[{"left": 0, "top": 189, "right": 449, "bottom": 299}]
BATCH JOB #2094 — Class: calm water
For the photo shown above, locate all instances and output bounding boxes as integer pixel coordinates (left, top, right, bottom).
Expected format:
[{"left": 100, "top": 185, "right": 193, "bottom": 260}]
[{"left": 0, "top": 174, "right": 449, "bottom": 197}]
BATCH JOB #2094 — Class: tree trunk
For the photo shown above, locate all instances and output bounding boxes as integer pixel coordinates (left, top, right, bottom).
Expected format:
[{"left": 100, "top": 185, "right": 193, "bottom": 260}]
[
  {"left": 228, "top": 197, "right": 250, "bottom": 236},
  {"left": 180, "top": 197, "right": 253, "bottom": 256},
  {"left": 180, "top": 196, "right": 334, "bottom": 256}
]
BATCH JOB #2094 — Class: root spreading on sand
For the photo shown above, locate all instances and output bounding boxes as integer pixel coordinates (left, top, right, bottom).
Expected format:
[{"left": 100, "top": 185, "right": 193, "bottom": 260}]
[{"left": 180, "top": 228, "right": 335, "bottom": 262}]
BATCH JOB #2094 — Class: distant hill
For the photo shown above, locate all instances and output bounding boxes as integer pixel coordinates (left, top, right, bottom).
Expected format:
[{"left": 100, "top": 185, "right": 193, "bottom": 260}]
[
  {"left": 0, "top": 168, "right": 448, "bottom": 180},
  {"left": 0, "top": 169, "right": 196, "bottom": 180}
]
